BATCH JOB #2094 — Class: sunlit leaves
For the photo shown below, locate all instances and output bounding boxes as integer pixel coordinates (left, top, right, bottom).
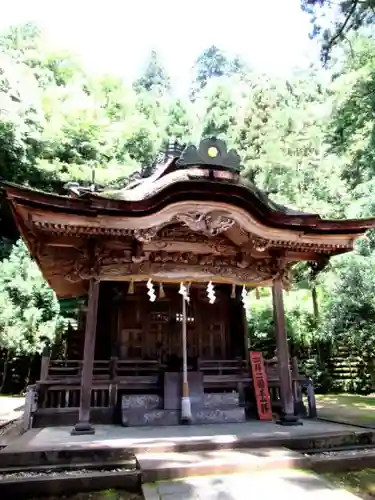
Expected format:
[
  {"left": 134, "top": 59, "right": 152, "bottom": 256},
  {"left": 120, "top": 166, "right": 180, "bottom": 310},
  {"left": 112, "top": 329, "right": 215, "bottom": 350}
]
[{"left": 0, "top": 240, "right": 73, "bottom": 355}]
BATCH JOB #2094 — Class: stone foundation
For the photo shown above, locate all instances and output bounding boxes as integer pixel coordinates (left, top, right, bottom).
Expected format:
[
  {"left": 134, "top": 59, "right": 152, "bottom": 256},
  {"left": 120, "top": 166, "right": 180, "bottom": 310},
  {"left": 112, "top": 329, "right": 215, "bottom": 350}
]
[{"left": 121, "top": 390, "right": 246, "bottom": 427}]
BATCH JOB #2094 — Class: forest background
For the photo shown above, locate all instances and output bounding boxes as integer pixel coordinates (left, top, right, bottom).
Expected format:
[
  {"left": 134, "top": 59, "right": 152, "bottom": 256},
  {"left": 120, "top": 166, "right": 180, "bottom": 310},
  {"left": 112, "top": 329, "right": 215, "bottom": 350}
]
[{"left": 2, "top": 3, "right": 375, "bottom": 393}]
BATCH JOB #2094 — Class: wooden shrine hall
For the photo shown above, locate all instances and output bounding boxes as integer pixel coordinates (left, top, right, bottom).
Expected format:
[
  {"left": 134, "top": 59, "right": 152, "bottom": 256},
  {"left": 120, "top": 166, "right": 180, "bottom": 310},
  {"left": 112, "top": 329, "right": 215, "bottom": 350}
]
[{"left": 2, "top": 137, "right": 375, "bottom": 435}]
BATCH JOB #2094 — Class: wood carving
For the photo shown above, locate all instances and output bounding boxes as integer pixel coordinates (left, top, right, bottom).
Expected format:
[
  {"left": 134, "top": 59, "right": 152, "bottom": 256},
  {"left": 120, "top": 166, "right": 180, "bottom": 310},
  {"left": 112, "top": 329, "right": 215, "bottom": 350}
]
[
  {"left": 65, "top": 239, "right": 132, "bottom": 282},
  {"left": 157, "top": 224, "right": 211, "bottom": 242},
  {"left": 63, "top": 235, "right": 286, "bottom": 284},
  {"left": 134, "top": 228, "right": 159, "bottom": 243},
  {"left": 153, "top": 224, "right": 238, "bottom": 254},
  {"left": 131, "top": 239, "right": 146, "bottom": 263},
  {"left": 65, "top": 241, "right": 101, "bottom": 283},
  {"left": 175, "top": 212, "right": 235, "bottom": 237},
  {"left": 132, "top": 220, "right": 239, "bottom": 249},
  {"left": 273, "top": 266, "right": 294, "bottom": 290},
  {"left": 100, "top": 261, "right": 277, "bottom": 283},
  {"left": 248, "top": 235, "right": 270, "bottom": 252},
  {"left": 96, "top": 249, "right": 283, "bottom": 283}
]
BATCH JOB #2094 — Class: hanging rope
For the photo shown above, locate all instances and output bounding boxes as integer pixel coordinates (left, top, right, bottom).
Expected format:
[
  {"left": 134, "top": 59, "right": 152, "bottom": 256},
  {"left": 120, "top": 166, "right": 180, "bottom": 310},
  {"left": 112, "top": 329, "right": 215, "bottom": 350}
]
[
  {"left": 207, "top": 281, "right": 216, "bottom": 304},
  {"left": 241, "top": 286, "right": 248, "bottom": 309},
  {"left": 179, "top": 282, "right": 190, "bottom": 303},
  {"left": 147, "top": 278, "right": 156, "bottom": 302}
]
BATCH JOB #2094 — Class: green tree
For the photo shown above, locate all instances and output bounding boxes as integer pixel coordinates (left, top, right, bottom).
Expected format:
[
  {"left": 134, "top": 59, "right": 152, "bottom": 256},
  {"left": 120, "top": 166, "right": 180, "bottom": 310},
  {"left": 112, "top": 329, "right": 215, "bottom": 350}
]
[
  {"left": 165, "top": 99, "right": 194, "bottom": 142},
  {"left": 133, "top": 50, "right": 171, "bottom": 95},
  {"left": 301, "top": 0, "right": 375, "bottom": 62},
  {"left": 191, "top": 45, "right": 248, "bottom": 96},
  {"left": 0, "top": 52, "right": 45, "bottom": 184},
  {"left": 328, "top": 36, "right": 375, "bottom": 192},
  {"left": 198, "top": 78, "right": 239, "bottom": 139},
  {"left": 0, "top": 240, "right": 74, "bottom": 391}
]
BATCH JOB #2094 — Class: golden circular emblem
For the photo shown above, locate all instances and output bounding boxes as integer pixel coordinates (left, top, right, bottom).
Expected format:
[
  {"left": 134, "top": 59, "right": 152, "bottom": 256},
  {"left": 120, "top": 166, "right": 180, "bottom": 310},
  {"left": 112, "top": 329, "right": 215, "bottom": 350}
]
[{"left": 207, "top": 146, "right": 218, "bottom": 158}]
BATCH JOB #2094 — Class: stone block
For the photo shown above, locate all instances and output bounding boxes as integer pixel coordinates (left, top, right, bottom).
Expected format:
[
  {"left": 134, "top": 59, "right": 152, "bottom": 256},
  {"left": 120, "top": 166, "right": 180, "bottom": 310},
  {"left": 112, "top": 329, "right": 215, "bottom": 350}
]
[
  {"left": 121, "top": 394, "right": 162, "bottom": 411},
  {"left": 192, "top": 407, "right": 246, "bottom": 424},
  {"left": 122, "top": 409, "right": 180, "bottom": 427},
  {"left": 203, "top": 392, "right": 239, "bottom": 408}
]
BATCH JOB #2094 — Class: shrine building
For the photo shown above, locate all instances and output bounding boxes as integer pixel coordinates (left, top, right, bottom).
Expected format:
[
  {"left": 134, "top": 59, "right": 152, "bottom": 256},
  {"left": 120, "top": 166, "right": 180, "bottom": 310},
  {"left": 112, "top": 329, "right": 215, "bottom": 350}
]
[{"left": 2, "top": 137, "right": 375, "bottom": 435}]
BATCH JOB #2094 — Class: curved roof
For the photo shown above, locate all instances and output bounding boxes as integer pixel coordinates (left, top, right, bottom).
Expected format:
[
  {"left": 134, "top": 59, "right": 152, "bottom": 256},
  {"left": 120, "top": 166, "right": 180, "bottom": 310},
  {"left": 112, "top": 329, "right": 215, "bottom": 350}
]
[
  {"left": 2, "top": 135, "right": 375, "bottom": 235},
  {"left": 2, "top": 137, "right": 375, "bottom": 298}
]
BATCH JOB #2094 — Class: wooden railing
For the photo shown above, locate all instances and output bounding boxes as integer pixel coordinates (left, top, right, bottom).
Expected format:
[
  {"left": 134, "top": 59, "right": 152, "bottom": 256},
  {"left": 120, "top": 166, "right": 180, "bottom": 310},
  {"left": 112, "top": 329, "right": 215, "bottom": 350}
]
[
  {"left": 37, "top": 383, "right": 113, "bottom": 410},
  {"left": 45, "top": 359, "right": 163, "bottom": 380},
  {"left": 46, "top": 360, "right": 112, "bottom": 381},
  {"left": 36, "top": 356, "right": 314, "bottom": 416},
  {"left": 198, "top": 357, "right": 314, "bottom": 416},
  {"left": 36, "top": 358, "right": 164, "bottom": 410}
]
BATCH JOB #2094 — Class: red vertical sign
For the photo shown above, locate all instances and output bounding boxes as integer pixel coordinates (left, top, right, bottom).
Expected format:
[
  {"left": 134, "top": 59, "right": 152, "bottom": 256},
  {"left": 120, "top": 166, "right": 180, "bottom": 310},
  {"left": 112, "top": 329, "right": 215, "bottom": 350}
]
[{"left": 249, "top": 351, "right": 273, "bottom": 420}]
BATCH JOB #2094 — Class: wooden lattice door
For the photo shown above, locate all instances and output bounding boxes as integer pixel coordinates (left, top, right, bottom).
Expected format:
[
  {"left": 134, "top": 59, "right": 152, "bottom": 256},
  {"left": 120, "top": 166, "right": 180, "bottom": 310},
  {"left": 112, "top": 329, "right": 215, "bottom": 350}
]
[
  {"left": 196, "top": 287, "right": 228, "bottom": 360},
  {"left": 118, "top": 294, "right": 143, "bottom": 359},
  {"left": 148, "top": 300, "right": 170, "bottom": 361},
  {"left": 201, "top": 322, "right": 226, "bottom": 359}
]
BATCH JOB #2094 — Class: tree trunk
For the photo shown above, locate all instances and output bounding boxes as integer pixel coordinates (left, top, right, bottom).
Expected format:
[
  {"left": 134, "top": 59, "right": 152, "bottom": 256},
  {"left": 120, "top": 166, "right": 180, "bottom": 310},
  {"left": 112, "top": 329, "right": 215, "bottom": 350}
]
[
  {"left": 312, "top": 286, "right": 319, "bottom": 320},
  {"left": 0, "top": 351, "right": 10, "bottom": 393}
]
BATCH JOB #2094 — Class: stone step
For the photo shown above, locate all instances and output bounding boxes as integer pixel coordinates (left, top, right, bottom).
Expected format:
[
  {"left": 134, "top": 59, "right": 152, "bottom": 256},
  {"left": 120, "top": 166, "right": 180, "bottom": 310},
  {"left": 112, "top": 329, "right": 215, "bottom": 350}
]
[{"left": 138, "top": 447, "right": 309, "bottom": 483}]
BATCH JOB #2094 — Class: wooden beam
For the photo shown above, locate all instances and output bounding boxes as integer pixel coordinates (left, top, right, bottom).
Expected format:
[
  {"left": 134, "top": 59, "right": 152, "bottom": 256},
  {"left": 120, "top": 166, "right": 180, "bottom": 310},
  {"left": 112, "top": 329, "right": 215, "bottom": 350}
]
[
  {"left": 145, "top": 240, "right": 238, "bottom": 255},
  {"left": 43, "top": 235, "right": 84, "bottom": 248},
  {"left": 272, "top": 277, "right": 301, "bottom": 425},
  {"left": 71, "top": 279, "right": 100, "bottom": 435}
]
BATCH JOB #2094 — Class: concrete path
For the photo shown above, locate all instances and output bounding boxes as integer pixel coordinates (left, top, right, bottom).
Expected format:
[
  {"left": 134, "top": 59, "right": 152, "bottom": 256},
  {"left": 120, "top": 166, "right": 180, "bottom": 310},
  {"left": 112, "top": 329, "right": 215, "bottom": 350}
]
[{"left": 142, "top": 470, "right": 360, "bottom": 500}]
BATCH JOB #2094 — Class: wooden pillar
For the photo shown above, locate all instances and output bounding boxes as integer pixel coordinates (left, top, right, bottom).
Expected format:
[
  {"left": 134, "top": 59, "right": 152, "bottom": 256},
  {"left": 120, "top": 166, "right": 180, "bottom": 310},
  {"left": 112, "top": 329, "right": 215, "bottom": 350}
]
[
  {"left": 71, "top": 279, "right": 100, "bottom": 435},
  {"left": 241, "top": 297, "right": 250, "bottom": 360},
  {"left": 239, "top": 300, "right": 248, "bottom": 407},
  {"left": 39, "top": 346, "right": 50, "bottom": 382},
  {"left": 272, "top": 277, "right": 301, "bottom": 425}
]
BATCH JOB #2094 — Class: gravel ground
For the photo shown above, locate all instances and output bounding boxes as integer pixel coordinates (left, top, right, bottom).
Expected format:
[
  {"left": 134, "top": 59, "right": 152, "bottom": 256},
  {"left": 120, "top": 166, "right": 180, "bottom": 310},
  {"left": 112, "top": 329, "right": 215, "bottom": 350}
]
[
  {"left": 0, "top": 467, "right": 138, "bottom": 481},
  {"left": 30, "top": 492, "right": 143, "bottom": 500},
  {"left": 324, "top": 469, "right": 375, "bottom": 499},
  {"left": 305, "top": 447, "right": 375, "bottom": 457}
]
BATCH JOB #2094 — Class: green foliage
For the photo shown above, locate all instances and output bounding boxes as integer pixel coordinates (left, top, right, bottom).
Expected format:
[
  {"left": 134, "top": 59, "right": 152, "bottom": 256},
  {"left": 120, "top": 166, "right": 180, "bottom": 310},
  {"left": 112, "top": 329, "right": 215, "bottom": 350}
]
[
  {"left": 3, "top": 21, "right": 375, "bottom": 394},
  {"left": 191, "top": 45, "right": 248, "bottom": 96},
  {"left": 0, "top": 240, "right": 74, "bottom": 355},
  {"left": 133, "top": 50, "right": 171, "bottom": 95},
  {"left": 301, "top": 0, "right": 375, "bottom": 63}
]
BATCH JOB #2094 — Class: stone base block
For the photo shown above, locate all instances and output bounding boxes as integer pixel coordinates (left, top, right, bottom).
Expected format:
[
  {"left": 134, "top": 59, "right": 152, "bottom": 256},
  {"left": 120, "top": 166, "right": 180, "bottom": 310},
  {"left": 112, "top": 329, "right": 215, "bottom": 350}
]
[
  {"left": 71, "top": 422, "right": 95, "bottom": 435},
  {"left": 121, "top": 394, "right": 162, "bottom": 411},
  {"left": 192, "top": 407, "right": 246, "bottom": 424},
  {"left": 122, "top": 409, "right": 179, "bottom": 427},
  {"left": 203, "top": 392, "right": 240, "bottom": 408}
]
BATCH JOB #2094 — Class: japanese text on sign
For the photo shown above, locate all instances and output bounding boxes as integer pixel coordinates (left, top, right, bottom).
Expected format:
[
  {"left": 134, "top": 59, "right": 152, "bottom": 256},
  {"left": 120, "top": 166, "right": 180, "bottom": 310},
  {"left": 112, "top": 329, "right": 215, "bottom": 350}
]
[{"left": 249, "top": 351, "right": 273, "bottom": 420}]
